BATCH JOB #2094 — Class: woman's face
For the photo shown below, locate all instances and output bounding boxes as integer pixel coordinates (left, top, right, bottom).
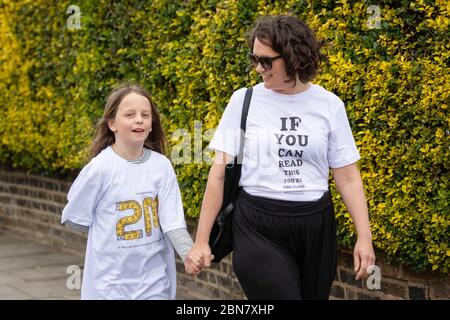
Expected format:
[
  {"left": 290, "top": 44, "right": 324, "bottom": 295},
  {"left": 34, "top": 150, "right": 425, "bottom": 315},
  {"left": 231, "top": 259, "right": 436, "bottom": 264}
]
[{"left": 252, "top": 37, "right": 292, "bottom": 93}]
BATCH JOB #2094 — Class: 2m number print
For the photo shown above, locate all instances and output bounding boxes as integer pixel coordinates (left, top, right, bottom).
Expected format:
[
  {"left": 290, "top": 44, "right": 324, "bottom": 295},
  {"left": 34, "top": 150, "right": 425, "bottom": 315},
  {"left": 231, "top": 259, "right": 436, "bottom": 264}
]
[{"left": 116, "top": 197, "right": 159, "bottom": 241}]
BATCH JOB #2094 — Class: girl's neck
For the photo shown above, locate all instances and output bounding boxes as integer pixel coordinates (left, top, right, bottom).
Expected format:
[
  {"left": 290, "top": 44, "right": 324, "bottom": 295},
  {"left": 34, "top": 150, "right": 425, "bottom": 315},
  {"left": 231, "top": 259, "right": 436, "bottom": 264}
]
[{"left": 111, "top": 143, "right": 144, "bottom": 160}]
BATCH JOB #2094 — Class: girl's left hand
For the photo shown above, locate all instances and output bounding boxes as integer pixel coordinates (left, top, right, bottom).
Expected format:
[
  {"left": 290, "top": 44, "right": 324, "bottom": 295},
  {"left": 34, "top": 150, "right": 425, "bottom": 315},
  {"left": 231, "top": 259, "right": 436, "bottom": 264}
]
[
  {"left": 184, "top": 250, "right": 205, "bottom": 275},
  {"left": 353, "top": 237, "right": 376, "bottom": 280}
]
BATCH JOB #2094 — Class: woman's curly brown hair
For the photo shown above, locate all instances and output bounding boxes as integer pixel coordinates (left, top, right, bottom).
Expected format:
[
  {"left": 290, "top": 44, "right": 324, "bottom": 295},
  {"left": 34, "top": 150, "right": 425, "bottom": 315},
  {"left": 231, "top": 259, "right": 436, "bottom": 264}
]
[{"left": 248, "top": 15, "right": 327, "bottom": 84}]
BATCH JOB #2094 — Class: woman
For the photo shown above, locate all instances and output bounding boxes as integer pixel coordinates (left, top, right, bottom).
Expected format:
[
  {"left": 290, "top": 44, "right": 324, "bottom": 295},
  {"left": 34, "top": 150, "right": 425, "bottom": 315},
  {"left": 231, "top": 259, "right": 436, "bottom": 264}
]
[{"left": 189, "top": 15, "right": 375, "bottom": 300}]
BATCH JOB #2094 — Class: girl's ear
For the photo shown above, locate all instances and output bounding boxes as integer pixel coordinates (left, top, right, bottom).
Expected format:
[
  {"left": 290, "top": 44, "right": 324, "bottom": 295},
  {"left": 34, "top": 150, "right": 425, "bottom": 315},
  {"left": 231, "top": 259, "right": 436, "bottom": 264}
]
[{"left": 107, "top": 119, "right": 116, "bottom": 133}]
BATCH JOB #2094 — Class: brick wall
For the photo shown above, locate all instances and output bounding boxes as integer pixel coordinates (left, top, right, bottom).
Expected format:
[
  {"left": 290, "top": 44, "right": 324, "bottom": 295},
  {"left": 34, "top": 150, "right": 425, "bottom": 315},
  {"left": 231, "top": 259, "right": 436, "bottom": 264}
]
[
  {"left": 0, "top": 168, "right": 86, "bottom": 255},
  {"left": 0, "top": 167, "right": 448, "bottom": 300}
]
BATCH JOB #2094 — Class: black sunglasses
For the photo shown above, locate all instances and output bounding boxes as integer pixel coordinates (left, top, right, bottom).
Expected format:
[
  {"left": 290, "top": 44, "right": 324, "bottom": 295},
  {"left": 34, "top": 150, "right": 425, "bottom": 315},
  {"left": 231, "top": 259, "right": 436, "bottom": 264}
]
[{"left": 248, "top": 52, "right": 282, "bottom": 69}]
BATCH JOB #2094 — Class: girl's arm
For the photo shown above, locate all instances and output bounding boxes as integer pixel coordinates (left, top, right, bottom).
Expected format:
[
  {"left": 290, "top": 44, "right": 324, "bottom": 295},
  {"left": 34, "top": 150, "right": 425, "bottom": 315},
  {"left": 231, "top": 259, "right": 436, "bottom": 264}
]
[
  {"left": 332, "top": 163, "right": 376, "bottom": 280},
  {"left": 165, "top": 227, "right": 205, "bottom": 275},
  {"left": 190, "top": 151, "right": 234, "bottom": 267},
  {"left": 165, "top": 228, "right": 193, "bottom": 262},
  {"left": 64, "top": 220, "right": 89, "bottom": 233},
  {"left": 61, "top": 160, "right": 104, "bottom": 231}
]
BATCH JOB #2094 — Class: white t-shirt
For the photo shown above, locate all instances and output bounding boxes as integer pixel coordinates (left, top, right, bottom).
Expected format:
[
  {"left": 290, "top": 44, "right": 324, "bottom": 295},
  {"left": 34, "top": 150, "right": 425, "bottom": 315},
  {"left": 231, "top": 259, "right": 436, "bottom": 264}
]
[
  {"left": 61, "top": 146, "right": 186, "bottom": 299},
  {"left": 209, "top": 83, "right": 360, "bottom": 201}
]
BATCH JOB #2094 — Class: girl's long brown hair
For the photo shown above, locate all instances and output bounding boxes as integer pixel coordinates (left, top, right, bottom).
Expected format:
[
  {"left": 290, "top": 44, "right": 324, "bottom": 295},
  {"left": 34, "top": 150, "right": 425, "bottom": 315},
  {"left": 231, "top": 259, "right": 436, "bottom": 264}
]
[{"left": 89, "top": 84, "right": 167, "bottom": 159}]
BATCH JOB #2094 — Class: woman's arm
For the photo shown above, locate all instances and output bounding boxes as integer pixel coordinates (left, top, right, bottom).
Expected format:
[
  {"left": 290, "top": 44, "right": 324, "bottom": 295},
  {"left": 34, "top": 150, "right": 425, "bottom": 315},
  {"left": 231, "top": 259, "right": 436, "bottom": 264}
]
[
  {"left": 189, "top": 151, "right": 234, "bottom": 268},
  {"left": 332, "top": 163, "right": 376, "bottom": 280}
]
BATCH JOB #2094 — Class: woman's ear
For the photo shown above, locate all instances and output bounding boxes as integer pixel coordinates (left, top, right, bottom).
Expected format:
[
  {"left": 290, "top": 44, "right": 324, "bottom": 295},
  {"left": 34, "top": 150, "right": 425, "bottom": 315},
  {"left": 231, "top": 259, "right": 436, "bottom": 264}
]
[{"left": 107, "top": 119, "right": 116, "bottom": 133}]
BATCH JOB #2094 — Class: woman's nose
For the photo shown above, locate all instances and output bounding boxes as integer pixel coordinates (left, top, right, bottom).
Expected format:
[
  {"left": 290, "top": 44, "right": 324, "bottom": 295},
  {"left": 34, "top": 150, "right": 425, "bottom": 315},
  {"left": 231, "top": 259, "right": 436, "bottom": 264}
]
[{"left": 255, "top": 62, "right": 265, "bottom": 73}]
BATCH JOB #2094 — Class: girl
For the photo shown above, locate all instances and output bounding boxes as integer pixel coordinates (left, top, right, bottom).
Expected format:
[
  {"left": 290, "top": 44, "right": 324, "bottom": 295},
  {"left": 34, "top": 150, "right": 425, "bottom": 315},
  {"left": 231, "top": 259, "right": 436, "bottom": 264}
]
[{"left": 61, "top": 84, "right": 202, "bottom": 299}]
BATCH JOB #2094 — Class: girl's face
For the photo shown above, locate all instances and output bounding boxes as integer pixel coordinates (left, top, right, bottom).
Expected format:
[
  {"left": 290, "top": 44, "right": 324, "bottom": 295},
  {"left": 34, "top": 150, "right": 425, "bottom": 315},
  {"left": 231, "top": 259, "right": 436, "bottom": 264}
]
[
  {"left": 252, "top": 37, "right": 292, "bottom": 93},
  {"left": 108, "top": 92, "right": 152, "bottom": 148}
]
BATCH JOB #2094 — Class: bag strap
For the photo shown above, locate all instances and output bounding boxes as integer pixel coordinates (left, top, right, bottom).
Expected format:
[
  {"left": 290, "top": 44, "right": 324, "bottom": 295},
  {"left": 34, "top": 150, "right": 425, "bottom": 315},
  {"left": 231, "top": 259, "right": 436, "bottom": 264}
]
[
  {"left": 240, "top": 87, "right": 253, "bottom": 133},
  {"left": 236, "top": 87, "right": 253, "bottom": 165}
]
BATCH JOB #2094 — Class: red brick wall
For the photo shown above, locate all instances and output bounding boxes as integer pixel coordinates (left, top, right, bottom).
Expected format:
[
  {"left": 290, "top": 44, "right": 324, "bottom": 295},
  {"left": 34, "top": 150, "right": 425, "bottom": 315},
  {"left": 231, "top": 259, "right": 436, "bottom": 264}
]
[{"left": 0, "top": 168, "right": 448, "bottom": 299}]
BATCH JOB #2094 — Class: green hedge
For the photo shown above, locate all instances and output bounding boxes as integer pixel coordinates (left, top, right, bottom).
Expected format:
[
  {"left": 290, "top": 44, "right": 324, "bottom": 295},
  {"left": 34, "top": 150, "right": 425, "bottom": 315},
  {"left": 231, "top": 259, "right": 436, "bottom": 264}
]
[{"left": 0, "top": 0, "right": 448, "bottom": 273}]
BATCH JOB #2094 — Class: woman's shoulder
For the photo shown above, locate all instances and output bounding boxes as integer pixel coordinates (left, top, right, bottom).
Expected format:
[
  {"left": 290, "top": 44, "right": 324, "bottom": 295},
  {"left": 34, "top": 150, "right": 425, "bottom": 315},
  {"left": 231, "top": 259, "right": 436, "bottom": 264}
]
[
  {"left": 233, "top": 86, "right": 251, "bottom": 95},
  {"left": 227, "top": 84, "right": 261, "bottom": 108},
  {"left": 231, "top": 84, "right": 265, "bottom": 99},
  {"left": 310, "top": 84, "right": 344, "bottom": 106},
  {"left": 229, "top": 86, "right": 249, "bottom": 101}
]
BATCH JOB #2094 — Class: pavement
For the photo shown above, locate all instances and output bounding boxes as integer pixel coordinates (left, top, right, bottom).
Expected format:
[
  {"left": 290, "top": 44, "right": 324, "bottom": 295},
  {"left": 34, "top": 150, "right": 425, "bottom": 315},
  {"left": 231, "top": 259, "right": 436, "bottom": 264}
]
[{"left": 0, "top": 232, "right": 196, "bottom": 300}]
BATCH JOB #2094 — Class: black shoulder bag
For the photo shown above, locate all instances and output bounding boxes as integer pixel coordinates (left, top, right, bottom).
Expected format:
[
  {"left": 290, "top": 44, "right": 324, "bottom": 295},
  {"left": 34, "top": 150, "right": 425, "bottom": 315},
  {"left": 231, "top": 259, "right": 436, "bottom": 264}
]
[{"left": 209, "top": 87, "right": 253, "bottom": 263}]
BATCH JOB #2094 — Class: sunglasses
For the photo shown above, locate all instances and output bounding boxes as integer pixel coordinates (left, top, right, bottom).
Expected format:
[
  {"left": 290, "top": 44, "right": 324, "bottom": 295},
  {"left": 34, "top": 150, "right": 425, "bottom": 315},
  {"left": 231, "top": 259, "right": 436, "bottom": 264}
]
[{"left": 248, "top": 52, "right": 282, "bottom": 70}]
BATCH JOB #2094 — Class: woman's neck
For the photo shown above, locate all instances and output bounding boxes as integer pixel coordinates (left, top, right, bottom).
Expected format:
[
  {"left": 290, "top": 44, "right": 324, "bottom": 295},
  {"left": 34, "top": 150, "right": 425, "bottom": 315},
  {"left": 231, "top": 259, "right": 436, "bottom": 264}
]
[
  {"left": 274, "top": 81, "right": 311, "bottom": 95},
  {"left": 111, "top": 143, "right": 144, "bottom": 160}
]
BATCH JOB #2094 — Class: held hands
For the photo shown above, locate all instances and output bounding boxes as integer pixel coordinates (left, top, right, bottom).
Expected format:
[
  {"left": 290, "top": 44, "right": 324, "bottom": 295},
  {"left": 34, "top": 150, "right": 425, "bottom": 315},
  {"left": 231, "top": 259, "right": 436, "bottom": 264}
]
[
  {"left": 353, "top": 236, "right": 376, "bottom": 280},
  {"left": 184, "top": 251, "right": 204, "bottom": 275},
  {"left": 184, "top": 243, "right": 215, "bottom": 275}
]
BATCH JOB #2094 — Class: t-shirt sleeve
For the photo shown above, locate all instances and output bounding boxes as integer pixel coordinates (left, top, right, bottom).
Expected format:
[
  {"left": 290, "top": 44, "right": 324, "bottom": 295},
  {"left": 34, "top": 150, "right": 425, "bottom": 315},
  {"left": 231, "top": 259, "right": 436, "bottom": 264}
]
[
  {"left": 208, "top": 88, "right": 246, "bottom": 157},
  {"left": 61, "top": 161, "right": 104, "bottom": 227},
  {"left": 157, "top": 160, "right": 187, "bottom": 233},
  {"left": 327, "top": 100, "right": 361, "bottom": 168}
]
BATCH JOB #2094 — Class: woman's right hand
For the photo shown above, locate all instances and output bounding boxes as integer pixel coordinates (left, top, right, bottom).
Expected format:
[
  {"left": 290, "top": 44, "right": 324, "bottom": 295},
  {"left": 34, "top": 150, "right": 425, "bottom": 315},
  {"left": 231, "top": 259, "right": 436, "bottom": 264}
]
[
  {"left": 184, "top": 248, "right": 205, "bottom": 275},
  {"left": 184, "top": 242, "right": 214, "bottom": 275},
  {"left": 192, "top": 242, "right": 214, "bottom": 268}
]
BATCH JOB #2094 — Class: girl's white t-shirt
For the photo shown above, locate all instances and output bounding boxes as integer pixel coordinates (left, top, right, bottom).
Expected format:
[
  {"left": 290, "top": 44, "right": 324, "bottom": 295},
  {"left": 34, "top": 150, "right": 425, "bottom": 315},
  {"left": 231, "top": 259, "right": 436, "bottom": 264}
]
[
  {"left": 209, "top": 83, "right": 360, "bottom": 201},
  {"left": 61, "top": 146, "right": 186, "bottom": 299}
]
